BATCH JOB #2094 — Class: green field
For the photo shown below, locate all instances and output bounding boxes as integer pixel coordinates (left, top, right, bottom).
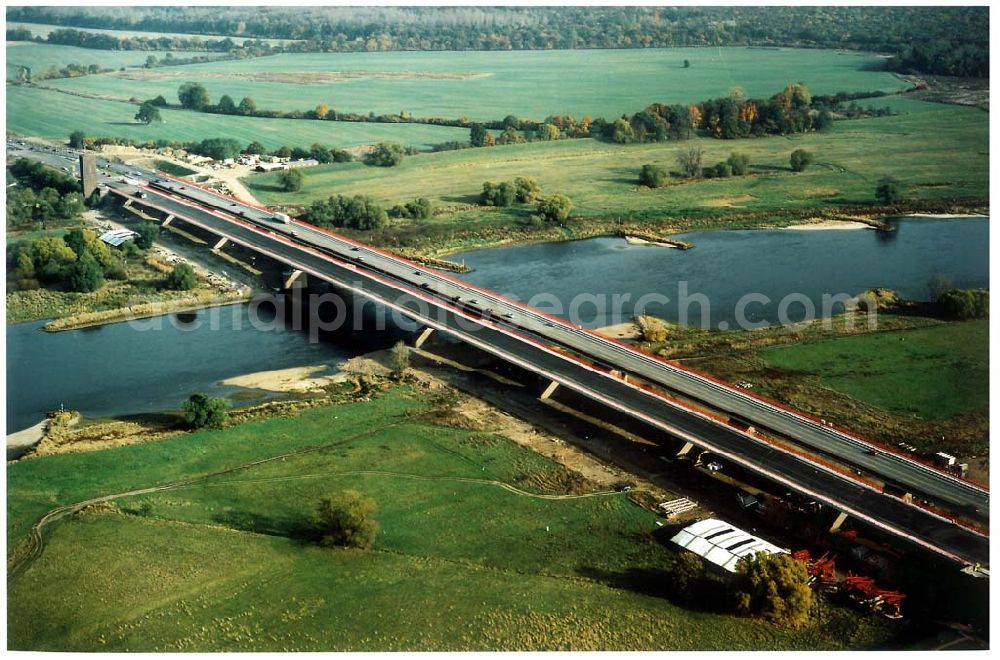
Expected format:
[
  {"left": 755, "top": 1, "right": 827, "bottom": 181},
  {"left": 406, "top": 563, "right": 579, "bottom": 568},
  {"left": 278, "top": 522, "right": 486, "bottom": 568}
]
[
  {"left": 759, "top": 320, "right": 988, "bottom": 419},
  {"left": 7, "top": 388, "right": 893, "bottom": 651},
  {"left": 5, "top": 84, "right": 473, "bottom": 149},
  {"left": 44, "top": 46, "right": 910, "bottom": 121},
  {"left": 6, "top": 42, "right": 217, "bottom": 80},
  {"left": 8, "top": 21, "right": 298, "bottom": 45},
  {"left": 247, "top": 97, "right": 986, "bottom": 243}
]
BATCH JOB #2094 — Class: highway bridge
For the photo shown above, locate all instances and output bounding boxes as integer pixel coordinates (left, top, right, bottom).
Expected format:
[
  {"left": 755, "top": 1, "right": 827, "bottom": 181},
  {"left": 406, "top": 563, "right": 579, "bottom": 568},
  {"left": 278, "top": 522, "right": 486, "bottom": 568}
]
[{"left": 90, "top": 163, "right": 988, "bottom": 566}]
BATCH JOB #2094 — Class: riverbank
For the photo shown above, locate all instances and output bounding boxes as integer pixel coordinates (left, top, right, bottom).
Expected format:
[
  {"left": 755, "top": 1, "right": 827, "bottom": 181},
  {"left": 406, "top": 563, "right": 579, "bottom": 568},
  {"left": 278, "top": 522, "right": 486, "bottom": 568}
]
[
  {"left": 6, "top": 418, "right": 49, "bottom": 460},
  {"left": 409, "top": 199, "right": 988, "bottom": 258},
  {"left": 8, "top": 207, "right": 259, "bottom": 330},
  {"left": 41, "top": 293, "right": 251, "bottom": 332},
  {"left": 220, "top": 364, "right": 351, "bottom": 393},
  {"left": 786, "top": 219, "right": 871, "bottom": 231}
]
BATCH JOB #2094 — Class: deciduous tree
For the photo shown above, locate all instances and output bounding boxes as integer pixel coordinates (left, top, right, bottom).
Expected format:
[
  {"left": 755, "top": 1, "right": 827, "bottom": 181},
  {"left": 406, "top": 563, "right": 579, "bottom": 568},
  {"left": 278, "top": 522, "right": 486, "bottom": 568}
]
[
  {"left": 278, "top": 168, "right": 305, "bottom": 192},
  {"left": 875, "top": 175, "right": 903, "bottom": 204},
  {"left": 67, "top": 250, "right": 103, "bottom": 292},
  {"left": 790, "top": 149, "right": 813, "bottom": 172},
  {"left": 734, "top": 553, "right": 814, "bottom": 627},
  {"left": 315, "top": 490, "right": 379, "bottom": 550},
  {"left": 535, "top": 194, "right": 574, "bottom": 223},
  {"left": 183, "top": 392, "right": 230, "bottom": 429},
  {"left": 165, "top": 262, "right": 197, "bottom": 290},
  {"left": 134, "top": 101, "right": 162, "bottom": 125},
  {"left": 676, "top": 146, "right": 704, "bottom": 178},
  {"left": 177, "top": 81, "right": 210, "bottom": 110}
]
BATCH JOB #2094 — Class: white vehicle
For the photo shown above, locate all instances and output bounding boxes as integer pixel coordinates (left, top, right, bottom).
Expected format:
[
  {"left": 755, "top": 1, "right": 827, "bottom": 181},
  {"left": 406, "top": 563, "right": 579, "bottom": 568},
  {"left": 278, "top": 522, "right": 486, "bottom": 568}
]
[{"left": 272, "top": 212, "right": 292, "bottom": 224}]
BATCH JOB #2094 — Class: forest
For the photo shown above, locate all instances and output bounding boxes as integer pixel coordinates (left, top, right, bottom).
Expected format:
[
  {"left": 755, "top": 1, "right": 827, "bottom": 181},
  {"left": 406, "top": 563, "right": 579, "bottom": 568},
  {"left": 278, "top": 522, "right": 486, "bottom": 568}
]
[{"left": 7, "top": 6, "right": 988, "bottom": 77}]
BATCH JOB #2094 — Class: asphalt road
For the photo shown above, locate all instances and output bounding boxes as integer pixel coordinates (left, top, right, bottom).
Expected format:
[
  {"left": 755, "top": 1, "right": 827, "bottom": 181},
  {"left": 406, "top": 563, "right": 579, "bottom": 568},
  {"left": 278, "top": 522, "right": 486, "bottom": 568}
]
[
  {"left": 107, "top": 181, "right": 989, "bottom": 565},
  {"left": 131, "top": 167, "right": 988, "bottom": 520}
]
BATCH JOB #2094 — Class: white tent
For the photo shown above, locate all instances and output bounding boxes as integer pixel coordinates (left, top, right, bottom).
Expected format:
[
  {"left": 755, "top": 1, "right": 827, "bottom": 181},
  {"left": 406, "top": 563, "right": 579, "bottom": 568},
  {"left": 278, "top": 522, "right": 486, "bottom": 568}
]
[{"left": 670, "top": 518, "right": 787, "bottom": 573}]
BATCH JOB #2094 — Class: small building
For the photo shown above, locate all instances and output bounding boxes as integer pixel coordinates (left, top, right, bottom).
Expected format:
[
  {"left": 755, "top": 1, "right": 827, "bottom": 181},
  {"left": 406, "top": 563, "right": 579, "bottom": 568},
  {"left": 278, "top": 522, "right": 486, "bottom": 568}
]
[
  {"left": 286, "top": 158, "right": 319, "bottom": 169},
  {"left": 98, "top": 228, "right": 138, "bottom": 247},
  {"left": 256, "top": 162, "right": 286, "bottom": 173},
  {"left": 670, "top": 518, "right": 787, "bottom": 574}
]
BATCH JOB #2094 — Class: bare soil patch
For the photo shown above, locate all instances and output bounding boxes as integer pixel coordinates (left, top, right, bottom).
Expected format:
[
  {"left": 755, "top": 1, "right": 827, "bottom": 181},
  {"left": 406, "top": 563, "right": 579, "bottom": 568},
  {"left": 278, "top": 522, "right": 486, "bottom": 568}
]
[
  {"left": 701, "top": 194, "right": 755, "bottom": 208},
  {"left": 900, "top": 74, "right": 989, "bottom": 110}
]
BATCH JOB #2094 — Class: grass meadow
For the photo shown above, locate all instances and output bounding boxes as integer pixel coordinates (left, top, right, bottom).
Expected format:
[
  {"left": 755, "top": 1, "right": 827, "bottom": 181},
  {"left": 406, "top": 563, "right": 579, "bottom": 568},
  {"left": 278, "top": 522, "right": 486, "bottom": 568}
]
[
  {"left": 5, "top": 84, "right": 473, "bottom": 149},
  {"left": 759, "top": 320, "right": 988, "bottom": 420},
  {"left": 246, "top": 97, "right": 986, "bottom": 252},
  {"left": 5, "top": 42, "right": 217, "bottom": 80},
  {"left": 43, "top": 46, "right": 910, "bottom": 121},
  {"left": 7, "top": 387, "right": 895, "bottom": 651}
]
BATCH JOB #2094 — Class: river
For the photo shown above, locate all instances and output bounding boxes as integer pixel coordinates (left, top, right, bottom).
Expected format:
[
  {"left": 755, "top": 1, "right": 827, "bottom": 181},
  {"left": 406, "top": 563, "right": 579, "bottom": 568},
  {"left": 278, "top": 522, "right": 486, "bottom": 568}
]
[
  {"left": 7, "top": 217, "right": 987, "bottom": 433},
  {"left": 6, "top": 302, "right": 397, "bottom": 433},
  {"left": 453, "top": 217, "right": 989, "bottom": 329}
]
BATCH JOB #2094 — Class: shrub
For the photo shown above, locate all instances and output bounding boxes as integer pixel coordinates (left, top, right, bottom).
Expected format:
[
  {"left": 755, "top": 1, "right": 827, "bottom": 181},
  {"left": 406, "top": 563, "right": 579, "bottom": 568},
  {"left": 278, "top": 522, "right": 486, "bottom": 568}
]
[
  {"left": 734, "top": 553, "right": 814, "bottom": 627},
  {"left": 670, "top": 552, "right": 706, "bottom": 595},
  {"left": 513, "top": 176, "right": 541, "bottom": 202},
  {"left": 278, "top": 168, "right": 305, "bottom": 192},
  {"left": 534, "top": 194, "right": 574, "bottom": 224},
  {"left": 639, "top": 163, "right": 668, "bottom": 188},
  {"left": 676, "top": 146, "right": 704, "bottom": 178},
  {"left": 790, "top": 149, "right": 813, "bottom": 172},
  {"left": 165, "top": 263, "right": 197, "bottom": 290},
  {"left": 727, "top": 152, "right": 751, "bottom": 175},
  {"left": 364, "top": 142, "right": 405, "bottom": 167},
  {"left": 182, "top": 392, "right": 230, "bottom": 429},
  {"left": 481, "top": 181, "right": 517, "bottom": 207},
  {"left": 875, "top": 175, "right": 904, "bottom": 204},
  {"left": 304, "top": 194, "right": 387, "bottom": 230},
  {"left": 388, "top": 197, "right": 433, "bottom": 220},
  {"left": 69, "top": 130, "right": 86, "bottom": 149},
  {"left": 315, "top": 490, "right": 379, "bottom": 550},
  {"left": 390, "top": 341, "right": 410, "bottom": 378},
  {"left": 331, "top": 148, "right": 354, "bottom": 162},
  {"left": 937, "top": 288, "right": 988, "bottom": 320}
]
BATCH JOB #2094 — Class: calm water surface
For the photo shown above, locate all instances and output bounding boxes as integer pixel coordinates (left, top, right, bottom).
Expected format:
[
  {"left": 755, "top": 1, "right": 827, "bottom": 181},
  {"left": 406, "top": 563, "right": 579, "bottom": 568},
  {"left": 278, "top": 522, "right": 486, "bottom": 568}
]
[
  {"left": 454, "top": 218, "right": 988, "bottom": 329},
  {"left": 7, "top": 303, "right": 395, "bottom": 432},
  {"left": 8, "top": 218, "right": 987, "bottom": 432}
]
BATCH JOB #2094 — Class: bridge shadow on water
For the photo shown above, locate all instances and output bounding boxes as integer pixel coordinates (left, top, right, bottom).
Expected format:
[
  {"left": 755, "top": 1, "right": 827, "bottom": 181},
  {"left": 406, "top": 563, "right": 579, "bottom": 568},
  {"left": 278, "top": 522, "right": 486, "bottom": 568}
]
[{"left": 258, "top": 274, "right": 413, "bottom": 352}]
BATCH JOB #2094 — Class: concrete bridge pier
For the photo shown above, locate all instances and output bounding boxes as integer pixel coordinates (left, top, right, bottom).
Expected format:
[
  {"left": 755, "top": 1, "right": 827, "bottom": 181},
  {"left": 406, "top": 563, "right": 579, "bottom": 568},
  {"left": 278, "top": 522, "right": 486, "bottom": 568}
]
[
  {"left": 676, "top": 441, "right": 696, "bottom": 458},
  {"left": 162, "top": 214, "right": 174, "bottom": 227},
  {"left": 414, "top": 327, "right": 435, "bottom": 349},
  {"left": 282, "top": 269, "right": 306, "bottom": 289},
  {"left": 539, "top": 380, "right": 560, "bottom": 401},
  {"left": 212, "top": 237, "right": 228, "bottom": 251},
  {"left": 829, "top": 511, "right": 849, "bottom": 532}
]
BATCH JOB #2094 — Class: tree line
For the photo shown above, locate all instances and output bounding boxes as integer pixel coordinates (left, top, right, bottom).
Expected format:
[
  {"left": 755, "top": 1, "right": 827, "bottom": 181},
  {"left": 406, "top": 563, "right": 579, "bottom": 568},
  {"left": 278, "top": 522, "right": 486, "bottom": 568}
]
[
  {"left": 8, "top": 6, "right": 987, "bottom": 77},
  {"left": 142, "top": 81, "right": 882, "bottom": 154},
  {"left": 8, "top": 26, "right": 278, "bottom": 58}
]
